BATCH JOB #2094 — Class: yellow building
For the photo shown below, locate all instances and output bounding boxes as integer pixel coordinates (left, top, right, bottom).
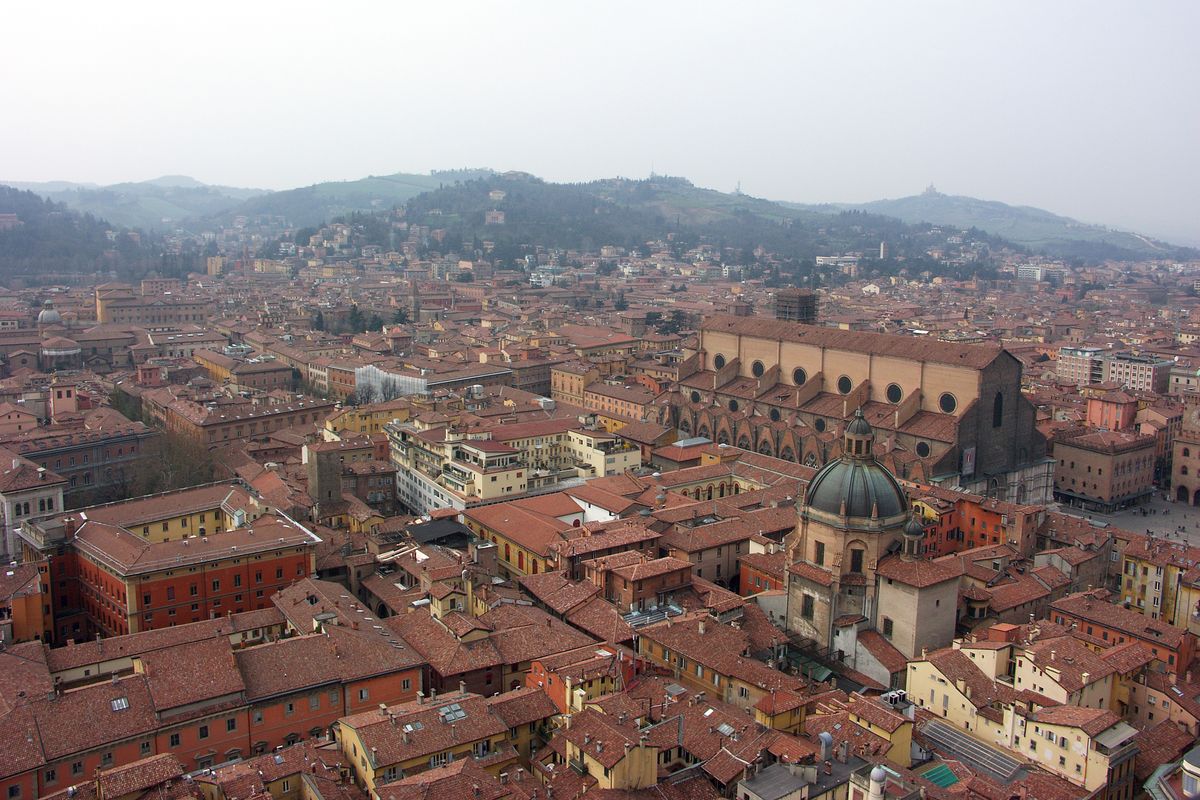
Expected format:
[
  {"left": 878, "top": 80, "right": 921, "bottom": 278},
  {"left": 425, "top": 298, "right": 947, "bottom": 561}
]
[
  {"left": 334, "top": 687, "right": 557, "bottom": 794},
  {"left": 1119, "top": 536, "right": 1200, "bottom": 630},
  {"left": 558, "top": 708, "right": 658, "bottom": 790},
  {"left": 635, "top": 615, "right": 799, "bottom": 712},
  {"left": 908, "top": 638, "right": 1140, "bottom": 797},
  {"left": 324, "top": 400, "right": 412, "bottom": 438}
]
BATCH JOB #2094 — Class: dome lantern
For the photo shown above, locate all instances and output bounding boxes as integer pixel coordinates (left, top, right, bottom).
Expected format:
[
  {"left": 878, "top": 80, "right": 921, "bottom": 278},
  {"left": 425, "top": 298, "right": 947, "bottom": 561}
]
[{"left": 803, "top": 409, "right": 908, "bottom": 526}]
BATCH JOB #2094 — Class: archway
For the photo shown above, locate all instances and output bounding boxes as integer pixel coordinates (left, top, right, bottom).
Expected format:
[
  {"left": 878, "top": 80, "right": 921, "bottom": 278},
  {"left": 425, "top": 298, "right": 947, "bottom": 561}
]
[
  {"left": 758, "top": 441, "right": 774, "bottom": 456},
  {"left": 698, "top": 425, "right": 710, "bottom": 439},
  {"left": 779, "top": 447, "right": 795, "bottom": 462},
  {"left": 737, "top": 436, "right": 751, "bottom": 450},
  {"left": 1193, "top": 488, "right": 1200, "bottom": 507},
  {"left": 680, "top": 419, "right": 691, "bottom": 434},
  {"left": 717, "top": 431, "right": 729, "bottom": 445},
  {"left": 1178, "top": 485, "right": 1189, "bottom": 503}
]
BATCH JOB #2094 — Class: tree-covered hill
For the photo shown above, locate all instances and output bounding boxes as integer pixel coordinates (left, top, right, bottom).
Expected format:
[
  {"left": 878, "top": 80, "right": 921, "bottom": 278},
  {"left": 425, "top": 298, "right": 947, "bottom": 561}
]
[{"left": 0, "top": 186, "right": 159, "bottom": 280}]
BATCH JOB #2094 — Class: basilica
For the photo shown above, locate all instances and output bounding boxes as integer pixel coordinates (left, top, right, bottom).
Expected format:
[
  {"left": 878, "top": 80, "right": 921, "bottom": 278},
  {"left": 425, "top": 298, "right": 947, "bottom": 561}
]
[{"left": 785, "top": 409, "right": 960, "bottom": 681}]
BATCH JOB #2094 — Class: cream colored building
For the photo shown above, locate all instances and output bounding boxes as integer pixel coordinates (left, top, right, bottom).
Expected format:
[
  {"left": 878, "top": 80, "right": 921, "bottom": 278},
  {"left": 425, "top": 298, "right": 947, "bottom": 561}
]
[
  {"left": 677, "top": 315, "right": 1052, "bottom": 503},
  {"left": 386, "top": 416, "right": 641, "bottom": 514}
]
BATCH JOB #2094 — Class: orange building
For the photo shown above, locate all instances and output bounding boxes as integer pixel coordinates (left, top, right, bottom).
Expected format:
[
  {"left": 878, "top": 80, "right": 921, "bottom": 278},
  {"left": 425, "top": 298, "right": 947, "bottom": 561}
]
[
  {"left": 526, "top": 643, "right": 636, "bottom": 714},
  {"left": 0, "top": 562, "right": 51, "bottom": 643},
  {"left": 0, "top": 613, "right": 423, "bottom": 798},
  {"left": 16, "top": 482, "right": 321, "bottom": 640},
  {"left": 1051, "top": 589, "right": 1196, "bottom": 676}
]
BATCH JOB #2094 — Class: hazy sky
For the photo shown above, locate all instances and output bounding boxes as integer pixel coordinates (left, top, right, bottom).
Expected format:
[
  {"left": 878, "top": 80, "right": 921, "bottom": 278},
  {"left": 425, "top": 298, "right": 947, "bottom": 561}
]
[{"left": 3, "top": 2, "right": 1198, "bottom": 242}]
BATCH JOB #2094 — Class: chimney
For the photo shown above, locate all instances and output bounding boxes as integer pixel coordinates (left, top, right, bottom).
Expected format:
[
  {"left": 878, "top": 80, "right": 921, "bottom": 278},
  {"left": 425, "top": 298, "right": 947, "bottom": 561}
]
[
  {"left": 459, "top": 680, "right": 467, "bottom": 696},
  {"left": 698, "top": 619, "right": 706, "bottom": 635}
]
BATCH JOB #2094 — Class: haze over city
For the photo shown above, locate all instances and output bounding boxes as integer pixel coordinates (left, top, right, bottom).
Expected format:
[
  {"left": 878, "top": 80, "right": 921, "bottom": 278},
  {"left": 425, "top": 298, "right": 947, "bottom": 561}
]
[{"left": 3, "top": 1, "right": 1198, "bottom": 242}]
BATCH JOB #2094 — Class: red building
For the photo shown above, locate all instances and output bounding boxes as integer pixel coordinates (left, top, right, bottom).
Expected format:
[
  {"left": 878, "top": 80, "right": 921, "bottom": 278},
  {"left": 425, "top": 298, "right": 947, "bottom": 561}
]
[{"left": 738, "top": 549, "right": 786, "bottom": 597}]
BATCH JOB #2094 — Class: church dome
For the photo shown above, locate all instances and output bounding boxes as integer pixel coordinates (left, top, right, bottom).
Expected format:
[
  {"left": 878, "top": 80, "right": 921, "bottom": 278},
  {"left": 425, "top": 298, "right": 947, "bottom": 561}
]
[
  {"left": 803, "top": 409, "right": 908, "bottom": 520},
  {"left": 37, "top": 299, "right": 61, "bottom": 326}
]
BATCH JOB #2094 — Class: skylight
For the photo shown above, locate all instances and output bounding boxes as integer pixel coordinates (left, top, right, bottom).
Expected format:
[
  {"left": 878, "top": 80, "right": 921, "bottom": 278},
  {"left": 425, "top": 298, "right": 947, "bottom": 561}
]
[
  {"left": 438, "top": 703, "right": 467, "bottom": 723},
  {"left": 110, "top": 697, "right": 129, "bottom": 712}
]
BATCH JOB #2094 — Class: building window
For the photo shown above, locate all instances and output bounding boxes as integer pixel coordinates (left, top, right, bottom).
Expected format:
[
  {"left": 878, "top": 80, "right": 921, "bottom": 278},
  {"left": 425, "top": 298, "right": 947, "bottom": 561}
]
[
  {"left": 359, "top": 688, "right": 369, "bottom": 701},
  {"left": 814, "top": 541, "right": 825, "bottom": 566},
  {"left": 170, "top": 733, "right": 180, "bottom": 747},
  {"left": 226, "top": 718, "right": 237, "bottom": 732},
  {"left": 751, "top": 360, "right": 765, "bottom": 378},
  {"left": 837, "top": 375, "right": 852, "bottom": 395},
  {"left": 801, "top": 594, "right": 815, "bottom": 620},
  {"left": 939, "top": 393, "right": 958, "bottom": 414},
  {"left": 886, "top": 383, "right": 903, "bottom": 404},
  {"left": 850, "top": 549, "right": 864, "bottom": 574},
  {"left": 199, "top": 725, "right": 209, "bottom": 739},
  {"left": 882, "top": 617, "right": 894, "bottom": 637}
]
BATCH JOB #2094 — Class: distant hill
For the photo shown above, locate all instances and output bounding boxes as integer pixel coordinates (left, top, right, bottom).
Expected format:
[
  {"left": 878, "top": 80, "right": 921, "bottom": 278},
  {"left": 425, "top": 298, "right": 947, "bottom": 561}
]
[
  {"left": 0, "top": 186, "right": 159, "bottom": 279},
  {"left": 4, "top": 177, "right": 265, "bottom": 231},
  {"left": 790, "top": 188, "right": 1194, "bottom": 261},
  {"left": 400, "top": 174, "right": 1002, "bottom": 274},
  {"left": 225, "top": 169, "right": 495, "bottom": 227}
]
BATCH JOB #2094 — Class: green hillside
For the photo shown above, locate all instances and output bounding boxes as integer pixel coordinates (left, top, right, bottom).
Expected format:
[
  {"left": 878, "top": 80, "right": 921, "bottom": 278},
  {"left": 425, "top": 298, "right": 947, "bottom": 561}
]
[{"left": 400, "top": 174, "right": 1002, "bottom": 278}]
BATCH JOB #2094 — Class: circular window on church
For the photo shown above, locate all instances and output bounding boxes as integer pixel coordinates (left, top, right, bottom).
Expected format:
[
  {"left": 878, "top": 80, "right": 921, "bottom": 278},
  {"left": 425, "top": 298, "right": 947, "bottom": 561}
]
[
  {"left": 690, "top": 390, "right": 701, "bottom": 404},
  {"left": 916, "top": 441, "right": 931, "bottom": 458},
  {"left": 770, "top": 408, "right": 781, "bottom": 422},
  {"left": 886, "top": 383, "right": 903, "bottom": 404},
  {"left": 814, "top": 418, "right": 826, "bottom": 432},
  {"left": 938, "top": 392, "right": 958, "bottom": 414},
  {"left": 729, "top": 399, "right": 739, "bottom": 412},
  {"left": 793, "top": 368, "right": 807, "bottom": 386},
  {"left": 713, "top": 354, "right": 726, "bottom": 370},
  {"left": 751, "top": 360, "right": 765, "bottom": 378},
  {"left": 837, "top": 375, "right": 852, "bottom": 395}
]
